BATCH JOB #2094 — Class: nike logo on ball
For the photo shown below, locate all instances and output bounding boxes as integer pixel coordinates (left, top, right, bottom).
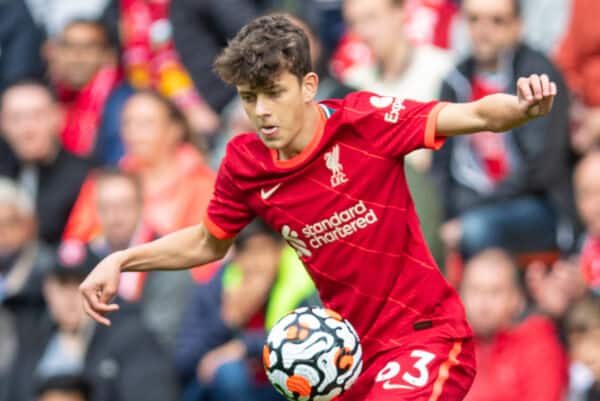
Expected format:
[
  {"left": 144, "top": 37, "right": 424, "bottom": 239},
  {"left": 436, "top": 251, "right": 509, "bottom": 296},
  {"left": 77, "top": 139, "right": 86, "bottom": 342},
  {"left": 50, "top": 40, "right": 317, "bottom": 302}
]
[{"left": 261, "top": 183, "right": 282, "bottom": 200}]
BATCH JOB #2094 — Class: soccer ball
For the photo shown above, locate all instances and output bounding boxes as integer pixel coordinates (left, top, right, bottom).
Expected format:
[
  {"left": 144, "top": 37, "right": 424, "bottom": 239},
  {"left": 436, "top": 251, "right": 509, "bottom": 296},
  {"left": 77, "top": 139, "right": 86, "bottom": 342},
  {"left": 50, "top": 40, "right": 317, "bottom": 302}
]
[{"left": 263, "top": 307, "right": 363, "bottom": 401}]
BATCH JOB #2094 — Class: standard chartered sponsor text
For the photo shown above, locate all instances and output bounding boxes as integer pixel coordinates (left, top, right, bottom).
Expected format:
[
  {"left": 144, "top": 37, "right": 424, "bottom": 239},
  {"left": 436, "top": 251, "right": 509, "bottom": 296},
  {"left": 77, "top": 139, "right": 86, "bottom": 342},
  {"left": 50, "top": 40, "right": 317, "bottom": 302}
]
[{"left": 301, "top": 200, "right": 378, "bottom": 248}]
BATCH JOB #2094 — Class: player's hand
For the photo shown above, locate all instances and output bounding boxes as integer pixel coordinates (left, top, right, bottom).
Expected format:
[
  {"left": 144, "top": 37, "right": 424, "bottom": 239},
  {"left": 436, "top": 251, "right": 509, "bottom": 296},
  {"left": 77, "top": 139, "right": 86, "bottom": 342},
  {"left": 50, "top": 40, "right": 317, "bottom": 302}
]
[
  {"left": 516, "top": 74, "right": 557, "bottom": 118},
  {"left": 79, "top": 252, "right": 123, "bottom": 326}
]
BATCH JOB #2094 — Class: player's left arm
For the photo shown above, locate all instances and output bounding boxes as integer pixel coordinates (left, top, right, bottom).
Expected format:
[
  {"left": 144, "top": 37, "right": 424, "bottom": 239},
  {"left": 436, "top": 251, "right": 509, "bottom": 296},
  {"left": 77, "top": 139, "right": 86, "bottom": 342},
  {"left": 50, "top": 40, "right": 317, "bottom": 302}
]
[{"left": 436, "top": 73, "right": 557, "bottom": 136}]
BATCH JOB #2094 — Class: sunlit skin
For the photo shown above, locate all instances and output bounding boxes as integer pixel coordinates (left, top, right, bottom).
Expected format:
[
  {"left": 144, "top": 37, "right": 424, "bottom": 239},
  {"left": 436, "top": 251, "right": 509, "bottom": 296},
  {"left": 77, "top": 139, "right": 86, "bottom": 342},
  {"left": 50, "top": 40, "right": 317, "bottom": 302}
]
[{"left": 237, "top": 70, "right": 320, "bottom": 160}]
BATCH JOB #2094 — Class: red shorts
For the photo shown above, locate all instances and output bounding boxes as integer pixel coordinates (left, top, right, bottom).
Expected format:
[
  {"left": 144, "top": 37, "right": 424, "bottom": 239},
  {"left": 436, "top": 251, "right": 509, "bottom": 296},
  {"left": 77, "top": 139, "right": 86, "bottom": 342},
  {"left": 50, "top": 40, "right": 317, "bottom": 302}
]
[{"left": 339, "top": 335, "right": 476, "bottom": 401}]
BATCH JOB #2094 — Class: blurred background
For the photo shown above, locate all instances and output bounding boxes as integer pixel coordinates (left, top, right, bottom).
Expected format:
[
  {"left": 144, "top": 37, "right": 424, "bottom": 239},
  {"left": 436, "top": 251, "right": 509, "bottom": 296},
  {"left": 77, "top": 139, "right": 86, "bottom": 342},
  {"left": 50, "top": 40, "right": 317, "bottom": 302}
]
[{"left": 0, "top": 0, "right": 599, "bottom": 400}]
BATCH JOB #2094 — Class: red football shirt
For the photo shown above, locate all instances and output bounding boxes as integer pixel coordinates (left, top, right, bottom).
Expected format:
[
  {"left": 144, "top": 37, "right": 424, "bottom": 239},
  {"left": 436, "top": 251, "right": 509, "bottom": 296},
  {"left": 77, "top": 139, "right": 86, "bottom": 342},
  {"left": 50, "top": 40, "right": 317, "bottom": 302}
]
[{"left": 204, "top": 91, "right": 472, "bottom": 364}]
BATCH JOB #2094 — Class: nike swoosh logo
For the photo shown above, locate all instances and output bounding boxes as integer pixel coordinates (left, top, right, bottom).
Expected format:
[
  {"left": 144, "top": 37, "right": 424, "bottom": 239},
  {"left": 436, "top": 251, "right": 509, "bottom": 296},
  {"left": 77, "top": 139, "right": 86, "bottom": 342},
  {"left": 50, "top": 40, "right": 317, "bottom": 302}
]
[
  {"left": 261, "top": 183, "right": 282, "bottom": 200},
  {"left": 382, "top": 381, "right": 415, "bottom": 391}
]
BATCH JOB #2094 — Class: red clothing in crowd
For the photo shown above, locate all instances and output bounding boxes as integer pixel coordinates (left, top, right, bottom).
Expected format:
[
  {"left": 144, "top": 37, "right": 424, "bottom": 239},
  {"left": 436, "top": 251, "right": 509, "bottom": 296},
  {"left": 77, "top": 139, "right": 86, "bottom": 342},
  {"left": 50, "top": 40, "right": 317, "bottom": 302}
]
[
  {"left": 63, "top": 143, "right": 215, "bottom": 241},
  {"left": 555, "top": 0, "right": 600, "bottom": 106},
  {"left": 404, "top": 0, "right": 458, "bottom": 49},
  {"left": 120, "top": 0, "right": 204, "bottom": 109},
  {"left": 330, "top": 0, "right": 457, "bottom": 80},
  {"left": 58, "top": 66, "right": 122, "bottom": 156},
  {"left": 581, "top": 236, "right": 600, "bottom": 291},
  {"left": 464, "top": 315, "right": 568, "bottom": 401}
]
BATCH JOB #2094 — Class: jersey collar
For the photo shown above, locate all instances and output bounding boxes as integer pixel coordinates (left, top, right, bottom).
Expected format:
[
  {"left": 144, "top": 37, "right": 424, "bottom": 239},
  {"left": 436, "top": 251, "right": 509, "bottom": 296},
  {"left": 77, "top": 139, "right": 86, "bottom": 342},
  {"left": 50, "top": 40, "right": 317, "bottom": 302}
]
[{"left": 270, "top": 103, "right": 330, "bottom": 169}]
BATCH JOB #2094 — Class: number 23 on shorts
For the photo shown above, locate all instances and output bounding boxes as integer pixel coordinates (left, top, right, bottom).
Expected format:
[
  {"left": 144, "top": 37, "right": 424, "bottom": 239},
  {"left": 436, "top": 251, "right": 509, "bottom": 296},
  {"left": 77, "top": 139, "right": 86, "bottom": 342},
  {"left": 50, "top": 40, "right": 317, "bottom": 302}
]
[
  {"left": 369, "top": 339, "right": 475, "bottom": 401},
  {"left": 375, "top": 350, "right": 436, "bottom": 390}
]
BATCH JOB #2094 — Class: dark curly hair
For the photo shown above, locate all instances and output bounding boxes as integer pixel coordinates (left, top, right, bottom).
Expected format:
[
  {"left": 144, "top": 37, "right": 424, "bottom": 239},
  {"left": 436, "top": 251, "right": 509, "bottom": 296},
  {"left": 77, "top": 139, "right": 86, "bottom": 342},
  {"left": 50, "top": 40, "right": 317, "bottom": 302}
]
[{"left": 213, "top": 14, "right": 312, "bottom": 90}]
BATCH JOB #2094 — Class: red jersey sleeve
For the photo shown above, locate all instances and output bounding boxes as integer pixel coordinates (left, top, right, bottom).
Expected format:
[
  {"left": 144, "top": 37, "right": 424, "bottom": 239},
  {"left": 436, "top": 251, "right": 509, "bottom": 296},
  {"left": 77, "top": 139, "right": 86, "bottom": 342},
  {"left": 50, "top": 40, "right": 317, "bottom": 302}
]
[
  {"left": 341, "top": 91, "right": 448, "bottom": 158},
  {"left": 203, "top": 157, "right": 254, "bottom": 240}
]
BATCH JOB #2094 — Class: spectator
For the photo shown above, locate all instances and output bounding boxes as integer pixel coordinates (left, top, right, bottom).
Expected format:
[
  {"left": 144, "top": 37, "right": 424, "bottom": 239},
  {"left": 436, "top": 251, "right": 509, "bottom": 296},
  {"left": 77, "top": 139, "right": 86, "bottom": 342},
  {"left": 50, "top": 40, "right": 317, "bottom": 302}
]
[
  {"left": 65, "top": 168, "right": 194, "bottom": 348},
  {"left": 460, "top": 248, "right": 568, "bottom": 401},
  {"left": 520, "top": 0, "right": 571, "bottom": 56},
  {"left": 574, "top": 149, "right": 600, "bottom": 293},
  {"left": 556, "top": 0, "right": 600, "bottom": 155},
  {"left": 0, "top": 177, "right": 55, "bottom": 401},
  {"left": 175, "top": 219, "right": 316, "bottom": 401},
  {"left": 0, "top": 80, "right": 90, "bottom": 245},
  {"left": 523, "top": 148, "right": 595, "bottom": 320},
  {"left": 44, "top": 19, "right": 134, "bottom": 164},
  {"left": 63, "top": 90, "right": 215, "bottom": 243},
  {"left": 566, "top": 294, "right": 600, "bottom": 401},
  {"left": 451, "top": 0, "right": 572, "bottom": 58},
  {"left": 0, "top": 0, "right": 45, "bottom": 92},
  {"left": 4, "top": 250, "right": 179, "bottom": 401},
  {"left": 101, "top": 0, "right": 219, "bottom": 141},
  {"left": 404, "top": 0, "right": 459, "bottom": 50},
  {"left": 433, "top": 0, "right": 573, "bottom": 258},
  {"left": 25, "top": 0, "right": 110, "bottom": 37},
  {"left": 525, "top": 256, "right": 586, "bottom": 320},
  {"left": 342, "top": 0, "right": 453, "bottom": 104},
  {"left": 36, "top": 374, "right": 92, "bottom": 401},
  {"left": 169, "top": 0, "right": 260, "bottom": 114},
  {"left": 0, "top": 177, "right": 54, "bottom": 303}
]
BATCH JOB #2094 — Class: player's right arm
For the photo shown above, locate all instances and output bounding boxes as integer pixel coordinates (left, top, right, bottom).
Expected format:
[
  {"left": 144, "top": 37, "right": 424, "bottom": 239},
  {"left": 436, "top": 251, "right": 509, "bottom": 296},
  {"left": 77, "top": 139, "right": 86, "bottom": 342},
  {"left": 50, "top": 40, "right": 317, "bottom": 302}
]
[{"left": 79, "top": 224, "right": 233, "bottom": 326}]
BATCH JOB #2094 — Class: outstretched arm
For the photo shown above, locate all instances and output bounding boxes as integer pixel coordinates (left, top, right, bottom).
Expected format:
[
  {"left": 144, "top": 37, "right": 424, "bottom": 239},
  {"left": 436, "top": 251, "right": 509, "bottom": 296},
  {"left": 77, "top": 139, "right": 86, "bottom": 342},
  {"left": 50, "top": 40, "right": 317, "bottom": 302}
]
[
  {"left": 79, "top": 224, "right": 233, "bottom": 326},
  {"left": 436, "top": 74, "right": 557, "bottom": 136}
]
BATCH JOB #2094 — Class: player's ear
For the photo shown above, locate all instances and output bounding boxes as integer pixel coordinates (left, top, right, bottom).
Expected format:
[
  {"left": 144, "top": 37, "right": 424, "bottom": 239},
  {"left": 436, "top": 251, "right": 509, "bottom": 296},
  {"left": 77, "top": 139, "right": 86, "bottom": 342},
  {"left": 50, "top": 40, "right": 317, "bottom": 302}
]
[{"left": 301, "top": 72, "right": 319, "bottom": 103}]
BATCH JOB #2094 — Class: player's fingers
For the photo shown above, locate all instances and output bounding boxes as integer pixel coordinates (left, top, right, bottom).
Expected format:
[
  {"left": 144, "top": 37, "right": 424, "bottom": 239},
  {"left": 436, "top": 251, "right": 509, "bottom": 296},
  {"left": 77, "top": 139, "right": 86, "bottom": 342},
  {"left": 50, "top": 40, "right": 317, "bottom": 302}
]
[
  {"left": 517, "top": 77, "right": 533, "bottom": 101},
  {"left": 81, "top": 294, "right": 112, "bottom": 326},
  {"left": 529, "top": 74, "right": 543, "bottom": 100},
  {"left": 540, "top": 74, "right": 551, "bottom": 96},
  {"left": 550, "top": 82, "right": 557, "bottom": 96},
  {"left": 81, "top": 285, "right": 119, "bottom": 314}
]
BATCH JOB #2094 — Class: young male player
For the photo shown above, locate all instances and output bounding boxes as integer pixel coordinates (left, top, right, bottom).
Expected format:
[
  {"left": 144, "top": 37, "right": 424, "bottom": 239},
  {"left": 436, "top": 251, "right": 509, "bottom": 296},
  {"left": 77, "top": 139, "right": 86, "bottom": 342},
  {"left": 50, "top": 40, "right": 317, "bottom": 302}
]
[{"left": 80, "top": 15, "right": 559, "bottom": 401}]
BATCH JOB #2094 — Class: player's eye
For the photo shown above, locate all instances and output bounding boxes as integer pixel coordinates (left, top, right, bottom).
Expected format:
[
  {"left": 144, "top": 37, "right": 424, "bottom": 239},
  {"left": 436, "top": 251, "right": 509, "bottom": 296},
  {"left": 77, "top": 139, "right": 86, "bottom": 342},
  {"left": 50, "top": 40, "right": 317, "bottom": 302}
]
[{"left": 241, "top": 94, "right": 256, "bottom": 103}]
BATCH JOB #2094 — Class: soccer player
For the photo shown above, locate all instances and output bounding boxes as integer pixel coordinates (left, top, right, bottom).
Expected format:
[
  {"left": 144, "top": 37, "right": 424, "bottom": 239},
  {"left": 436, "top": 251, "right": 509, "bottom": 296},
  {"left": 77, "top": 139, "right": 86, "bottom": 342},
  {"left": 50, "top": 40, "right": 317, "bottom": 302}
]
[{"left": 79, "top": 15, "right": 559, "bottom": 401}]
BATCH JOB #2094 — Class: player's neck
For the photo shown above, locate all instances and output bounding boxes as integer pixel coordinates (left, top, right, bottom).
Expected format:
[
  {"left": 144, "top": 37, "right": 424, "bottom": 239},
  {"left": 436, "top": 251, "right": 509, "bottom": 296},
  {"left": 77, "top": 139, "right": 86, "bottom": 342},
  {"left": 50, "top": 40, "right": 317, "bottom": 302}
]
[{"left": 278, "top": 102, "right": 320, "bottom": 161}]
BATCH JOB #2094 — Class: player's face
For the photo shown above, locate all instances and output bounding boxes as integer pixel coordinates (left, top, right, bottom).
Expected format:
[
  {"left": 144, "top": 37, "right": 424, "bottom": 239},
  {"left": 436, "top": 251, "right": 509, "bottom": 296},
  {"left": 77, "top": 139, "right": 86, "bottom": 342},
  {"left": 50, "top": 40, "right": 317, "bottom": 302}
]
[
  {"left": 463, "top": 0, "right": 521, "bottom": 67},
  {"left": 237, "top": 70, "right": 319, "bottom": 156},
  {"left": 460, "top": 260, "right": 523, "bottom": 338}
]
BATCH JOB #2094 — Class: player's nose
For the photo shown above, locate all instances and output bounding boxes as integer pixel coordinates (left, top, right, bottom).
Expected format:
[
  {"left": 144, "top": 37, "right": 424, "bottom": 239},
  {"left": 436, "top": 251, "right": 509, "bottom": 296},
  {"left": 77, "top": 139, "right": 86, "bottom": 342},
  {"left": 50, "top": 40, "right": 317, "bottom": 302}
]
[{"left": 255, "top": 94, "right": 272, "bottom": 117}]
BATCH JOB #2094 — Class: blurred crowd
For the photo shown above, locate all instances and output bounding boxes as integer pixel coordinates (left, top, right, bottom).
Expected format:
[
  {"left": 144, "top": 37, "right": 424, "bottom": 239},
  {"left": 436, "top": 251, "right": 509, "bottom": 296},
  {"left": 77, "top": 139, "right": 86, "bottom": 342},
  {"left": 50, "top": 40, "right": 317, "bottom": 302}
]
[{"left": 0, "top": 0, "right": 600, "bottom": 400}]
